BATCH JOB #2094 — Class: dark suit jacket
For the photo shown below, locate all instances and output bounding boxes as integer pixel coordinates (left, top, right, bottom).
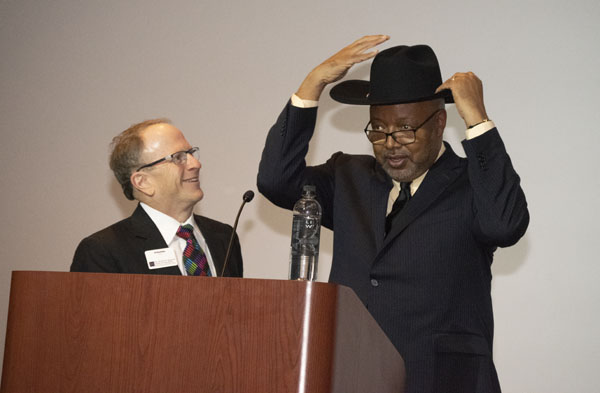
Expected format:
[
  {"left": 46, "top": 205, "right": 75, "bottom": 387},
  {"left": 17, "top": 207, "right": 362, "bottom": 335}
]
[
  {"left": 257, "top": 102, "right": 529, "bottom": 393},
  {"left": 71, "top": 204, "right": 243, "bottom": 277}
]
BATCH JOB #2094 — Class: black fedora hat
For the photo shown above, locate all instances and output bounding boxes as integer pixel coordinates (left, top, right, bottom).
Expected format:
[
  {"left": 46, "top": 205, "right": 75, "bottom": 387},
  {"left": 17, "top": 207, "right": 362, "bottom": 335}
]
[{"left": 330, "top": 44, "right": 454, "bottom": 105}]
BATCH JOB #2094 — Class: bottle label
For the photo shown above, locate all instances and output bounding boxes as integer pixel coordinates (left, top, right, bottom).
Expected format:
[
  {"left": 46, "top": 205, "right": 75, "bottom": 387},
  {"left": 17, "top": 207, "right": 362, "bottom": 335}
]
[{"left": 290, "top": 215, "right": 321, "bottom": 254}]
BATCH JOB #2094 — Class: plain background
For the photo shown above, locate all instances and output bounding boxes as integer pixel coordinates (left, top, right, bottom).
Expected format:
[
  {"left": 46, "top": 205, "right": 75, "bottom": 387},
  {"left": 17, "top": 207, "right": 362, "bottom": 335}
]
[{"left": 1, "top": 0, "right": 599, "bottom": 391}]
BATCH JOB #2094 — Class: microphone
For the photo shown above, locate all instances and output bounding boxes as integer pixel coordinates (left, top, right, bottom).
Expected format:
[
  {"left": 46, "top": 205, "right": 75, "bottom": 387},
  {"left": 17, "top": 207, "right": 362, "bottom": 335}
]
[
  {"left": 242, "top": 190, "right": 255, "bottom": 203},
  {"left": 221, "top": 190, "right": 254, "bottom": 276}
]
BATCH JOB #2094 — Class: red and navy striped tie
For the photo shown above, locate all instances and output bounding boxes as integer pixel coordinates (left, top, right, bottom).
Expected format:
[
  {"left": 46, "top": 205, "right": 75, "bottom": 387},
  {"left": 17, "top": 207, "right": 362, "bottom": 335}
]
[{"left": 176, "top": 224, "right": 211, "bottom": 276}]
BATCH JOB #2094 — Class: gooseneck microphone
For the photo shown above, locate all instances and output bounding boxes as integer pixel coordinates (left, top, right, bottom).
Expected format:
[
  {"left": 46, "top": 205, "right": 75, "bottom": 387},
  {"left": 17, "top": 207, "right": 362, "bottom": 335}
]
[{"left": 221, "top": 190, "right": 254, "bottom": 277}]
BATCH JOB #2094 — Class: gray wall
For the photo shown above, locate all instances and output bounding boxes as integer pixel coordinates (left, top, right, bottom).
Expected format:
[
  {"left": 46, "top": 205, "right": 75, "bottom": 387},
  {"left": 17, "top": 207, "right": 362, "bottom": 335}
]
[{"left": 1, "top": 0, "right": 598, "bottom": 391}]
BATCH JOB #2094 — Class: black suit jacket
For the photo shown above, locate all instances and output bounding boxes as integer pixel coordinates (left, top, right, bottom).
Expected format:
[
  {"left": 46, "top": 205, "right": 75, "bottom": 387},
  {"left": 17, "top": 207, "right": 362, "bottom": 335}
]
[
  {"left": 71, "top": 204, "right": 243, "bottom": 277},
  {"left": 257, "top": 102, "right": 529, "bottom": 393}
]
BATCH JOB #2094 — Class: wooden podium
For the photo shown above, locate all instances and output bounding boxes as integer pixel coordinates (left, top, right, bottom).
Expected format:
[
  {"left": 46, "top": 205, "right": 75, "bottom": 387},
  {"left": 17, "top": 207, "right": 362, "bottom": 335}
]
[{"left": 1, "top": 271, "right": 404, "bottom": 393}]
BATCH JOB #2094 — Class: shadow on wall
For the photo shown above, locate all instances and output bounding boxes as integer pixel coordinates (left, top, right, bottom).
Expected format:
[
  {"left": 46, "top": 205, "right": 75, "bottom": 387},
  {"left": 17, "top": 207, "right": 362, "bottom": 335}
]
[
  {"left": 493, "top": 234, "right": 531, "bottom": 276},
  {"left": 327, "top": 101, "right": 368, "bottom": 137},
  {"left": 108, "top": 174, "right": 137, "bottom": 217},
  {"left": 321, "top": 62, "right": 371, "bottom": 138},
  {"left": 256, "top": 195, "right": 290, "bottom": 236}
]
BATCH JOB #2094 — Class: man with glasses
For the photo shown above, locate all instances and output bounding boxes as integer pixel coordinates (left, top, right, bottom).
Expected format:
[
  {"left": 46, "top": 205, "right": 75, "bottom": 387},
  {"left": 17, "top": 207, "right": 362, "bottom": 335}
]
[
  {"left": 258, "top": 36, "right": 528, "bottom": 393},
  {"left": 71, "top": 119, "right": 243, "bottom": 277}
]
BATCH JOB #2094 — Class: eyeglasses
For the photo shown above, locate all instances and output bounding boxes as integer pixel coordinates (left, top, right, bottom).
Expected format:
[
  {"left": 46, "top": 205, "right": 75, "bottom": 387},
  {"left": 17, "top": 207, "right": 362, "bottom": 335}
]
[
  {"left": 364, "top": 109, "right": 442, "bottom": 145},
  {"left": 136, "top": 147, "right": 200, "bottom": 171}
]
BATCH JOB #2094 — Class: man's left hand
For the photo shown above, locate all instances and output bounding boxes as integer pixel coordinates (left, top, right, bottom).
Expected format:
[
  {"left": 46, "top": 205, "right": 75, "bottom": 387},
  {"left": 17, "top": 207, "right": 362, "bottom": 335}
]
[{"left": 436, "top": 72, "right": 489, "bottom": 128}]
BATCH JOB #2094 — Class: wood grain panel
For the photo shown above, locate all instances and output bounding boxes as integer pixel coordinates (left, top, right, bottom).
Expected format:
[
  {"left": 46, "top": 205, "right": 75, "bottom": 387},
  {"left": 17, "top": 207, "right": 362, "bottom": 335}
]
[{"left": 1, "top": 271, "right": 403, "bottom": 393}]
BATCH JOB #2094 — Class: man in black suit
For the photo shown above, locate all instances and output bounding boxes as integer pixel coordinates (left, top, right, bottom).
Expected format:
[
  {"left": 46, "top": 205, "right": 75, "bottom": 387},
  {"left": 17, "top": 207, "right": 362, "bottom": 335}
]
[
  {"left": 72, "top": 119, "right": 243, "bottom": 277},
  {"left": 257, "top": 35, "right": 528, "bottom": 392}
]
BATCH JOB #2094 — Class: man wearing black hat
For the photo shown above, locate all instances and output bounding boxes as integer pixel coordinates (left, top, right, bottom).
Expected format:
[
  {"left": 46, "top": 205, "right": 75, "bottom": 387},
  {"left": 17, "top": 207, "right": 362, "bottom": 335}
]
[{"left": 258, "top": 35, "right": 528, "bottom": 393}]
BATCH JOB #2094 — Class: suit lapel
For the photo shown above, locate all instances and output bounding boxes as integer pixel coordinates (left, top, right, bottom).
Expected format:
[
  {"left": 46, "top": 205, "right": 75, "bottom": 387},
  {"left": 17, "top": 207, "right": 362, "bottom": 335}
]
[
  {"left": 195, "top": 215, "right": 227, "bottom": 276},
  {"left": 370, "top": 163, "right": 394, "bottom": 252},
  {"left": 380, "top": 143, "right": 463, "bottom": 251},
  {"left": 129, "top": 204, "right": 182, "bottom": 275}
]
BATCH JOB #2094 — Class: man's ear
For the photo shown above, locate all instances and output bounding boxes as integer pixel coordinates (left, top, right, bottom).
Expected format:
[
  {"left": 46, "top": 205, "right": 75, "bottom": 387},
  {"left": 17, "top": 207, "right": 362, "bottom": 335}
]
[
  {"left": 435, "top": 109, "right": 447, "bottom": 136},
  {"left": 131, "top": 171, "right": 154, "bottom": 197}
]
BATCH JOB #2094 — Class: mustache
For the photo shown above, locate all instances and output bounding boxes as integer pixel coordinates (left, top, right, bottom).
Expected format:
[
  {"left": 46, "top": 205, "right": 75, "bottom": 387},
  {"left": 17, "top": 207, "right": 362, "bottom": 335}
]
[{"left": 382, "top": 148, "right": 411, "bottom": 159}]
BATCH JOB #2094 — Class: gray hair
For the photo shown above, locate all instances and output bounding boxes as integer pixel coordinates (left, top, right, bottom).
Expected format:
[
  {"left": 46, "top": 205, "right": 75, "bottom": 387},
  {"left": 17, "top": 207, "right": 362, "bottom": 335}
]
[{"left": 109, "top": 118, "right": 170, "bottom": 200}]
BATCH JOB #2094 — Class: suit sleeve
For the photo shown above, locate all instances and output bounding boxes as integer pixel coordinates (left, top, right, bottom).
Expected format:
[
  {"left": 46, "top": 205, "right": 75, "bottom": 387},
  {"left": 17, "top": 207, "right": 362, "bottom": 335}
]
[
  {"left": 257, "top": 101, "right": 337, "bottom": 229},
  {"left": 71, "top": 236, "right": 120, "bottom": 272},
  {"left": 462, "top": 128, "right": 529, "bottom": 247}
]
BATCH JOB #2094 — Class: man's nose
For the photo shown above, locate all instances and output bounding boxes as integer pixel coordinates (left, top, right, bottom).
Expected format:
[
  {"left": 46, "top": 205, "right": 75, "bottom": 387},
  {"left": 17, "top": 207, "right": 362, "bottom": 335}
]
[
  {"left": 383, "top": 133, "right": 402, "bottom": 149},
  {"left": 187, "top": 153, "right": 201, "bottom": 169}
]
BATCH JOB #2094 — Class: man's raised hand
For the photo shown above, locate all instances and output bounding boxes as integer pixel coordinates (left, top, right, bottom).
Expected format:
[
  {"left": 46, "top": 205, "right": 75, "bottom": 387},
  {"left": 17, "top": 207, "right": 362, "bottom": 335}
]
[
  {"left": 296, "top": 35, "right": 390, "bottom": 101},
  {"left": 436, "top": 72, "right": 489, "bottom": 128}
]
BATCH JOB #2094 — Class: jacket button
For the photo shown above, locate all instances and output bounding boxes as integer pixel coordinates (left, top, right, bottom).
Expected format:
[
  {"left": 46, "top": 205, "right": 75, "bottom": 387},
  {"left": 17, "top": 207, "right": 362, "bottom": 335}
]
[{"left": 371, "top": 278, "right": 379, "bottom": 287}]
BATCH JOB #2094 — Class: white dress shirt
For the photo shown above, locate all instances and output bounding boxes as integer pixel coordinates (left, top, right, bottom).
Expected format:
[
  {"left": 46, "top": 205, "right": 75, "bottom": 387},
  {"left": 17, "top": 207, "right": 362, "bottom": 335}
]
[{"left": 140, "top": 203, "right": 217, "bottom": 276}]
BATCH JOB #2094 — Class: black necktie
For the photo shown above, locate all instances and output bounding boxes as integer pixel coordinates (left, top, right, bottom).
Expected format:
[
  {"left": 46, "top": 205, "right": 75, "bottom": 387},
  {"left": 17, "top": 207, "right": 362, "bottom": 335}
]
[{"left": 385, "top": 182, "right": 411, "bottom": 236}]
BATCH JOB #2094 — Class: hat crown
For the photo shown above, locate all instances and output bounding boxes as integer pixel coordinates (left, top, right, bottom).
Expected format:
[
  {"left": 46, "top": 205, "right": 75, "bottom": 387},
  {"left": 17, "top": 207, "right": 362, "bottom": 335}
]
[
  {"left": 329, "top": 44, "right": 453, "bottom": 105},
  {"left": 369, "top": 45, "right": 443, "bottom": 103}
]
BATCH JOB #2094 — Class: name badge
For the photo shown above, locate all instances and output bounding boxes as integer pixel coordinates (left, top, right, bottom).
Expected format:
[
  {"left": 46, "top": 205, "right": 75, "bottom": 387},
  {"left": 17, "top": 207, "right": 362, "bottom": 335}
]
[{"left": 145, "top": 248, "right": 178, "bottom": 270}]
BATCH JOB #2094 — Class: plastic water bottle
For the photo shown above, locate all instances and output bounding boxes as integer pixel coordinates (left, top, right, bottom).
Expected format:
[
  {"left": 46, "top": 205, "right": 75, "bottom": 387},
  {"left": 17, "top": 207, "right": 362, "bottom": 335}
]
[{"left": 289, "top": 185, "right": 321, "bottom": 281}]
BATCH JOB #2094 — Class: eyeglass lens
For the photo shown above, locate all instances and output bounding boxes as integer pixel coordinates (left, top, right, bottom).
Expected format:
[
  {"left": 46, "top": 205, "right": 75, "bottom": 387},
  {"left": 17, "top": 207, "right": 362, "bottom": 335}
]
[
  {"left": 172, "top": 148, "right": 199, "bottom": 164},
  {"left": 367, "top": 131, "right": 414, "bottom": 144}
]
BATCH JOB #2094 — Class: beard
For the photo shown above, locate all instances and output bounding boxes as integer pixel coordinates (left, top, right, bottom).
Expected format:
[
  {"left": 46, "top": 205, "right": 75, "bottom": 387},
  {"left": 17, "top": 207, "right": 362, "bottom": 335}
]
[
  {"left": 379, "top": 157, "right": 425, "bottom": 182},
  {"left": 375, "top": 144, "right": 440, "bottom": 182}
]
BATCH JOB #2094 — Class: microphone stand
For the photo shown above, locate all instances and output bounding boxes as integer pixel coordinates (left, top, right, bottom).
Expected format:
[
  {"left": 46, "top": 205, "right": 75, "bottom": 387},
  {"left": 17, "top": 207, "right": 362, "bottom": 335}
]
[{"left": 221, "top": 190, "right": 254, "bottom": 277}]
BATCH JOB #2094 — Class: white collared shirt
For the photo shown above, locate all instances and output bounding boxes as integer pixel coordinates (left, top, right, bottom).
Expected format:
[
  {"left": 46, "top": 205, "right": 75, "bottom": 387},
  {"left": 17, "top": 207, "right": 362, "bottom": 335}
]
[{"left": 140, "top": 203, "right": 217, "bottom": 276}]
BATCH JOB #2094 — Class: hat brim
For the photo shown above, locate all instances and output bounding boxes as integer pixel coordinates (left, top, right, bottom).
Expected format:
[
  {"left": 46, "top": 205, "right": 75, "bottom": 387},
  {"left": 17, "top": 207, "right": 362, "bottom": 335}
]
[{"left": 329, "top": 80, "right": 454, "bottom": 105}]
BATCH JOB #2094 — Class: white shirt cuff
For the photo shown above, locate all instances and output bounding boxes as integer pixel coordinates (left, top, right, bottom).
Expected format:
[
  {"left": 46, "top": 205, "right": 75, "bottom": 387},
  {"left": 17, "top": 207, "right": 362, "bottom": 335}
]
[
  {"left": 291, "top": 94, "right": 319, "bottom": 108},
  {"left": 465, "top": 120, "right": 496, "bottom": 140}
]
